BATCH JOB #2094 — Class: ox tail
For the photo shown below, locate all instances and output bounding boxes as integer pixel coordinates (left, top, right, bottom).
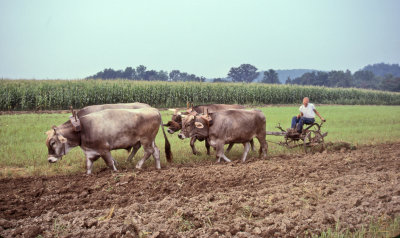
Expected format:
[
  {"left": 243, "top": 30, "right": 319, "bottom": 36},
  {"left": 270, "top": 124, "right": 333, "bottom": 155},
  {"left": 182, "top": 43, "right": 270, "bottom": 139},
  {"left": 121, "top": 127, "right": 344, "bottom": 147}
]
[{"left": 160, "top": 114, "right": 173, "bottom": 163}]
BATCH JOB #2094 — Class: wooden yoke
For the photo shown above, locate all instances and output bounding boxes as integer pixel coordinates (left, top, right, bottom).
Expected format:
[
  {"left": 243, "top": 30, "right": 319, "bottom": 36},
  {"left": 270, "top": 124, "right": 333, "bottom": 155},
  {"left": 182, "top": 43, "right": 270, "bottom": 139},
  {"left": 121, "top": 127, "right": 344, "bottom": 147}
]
[
  {"left": 200, "top": 108, "right": 213, "bottom": 127},
  {"left": 69, "top": 106, "right": 81, "bottom": 132}
]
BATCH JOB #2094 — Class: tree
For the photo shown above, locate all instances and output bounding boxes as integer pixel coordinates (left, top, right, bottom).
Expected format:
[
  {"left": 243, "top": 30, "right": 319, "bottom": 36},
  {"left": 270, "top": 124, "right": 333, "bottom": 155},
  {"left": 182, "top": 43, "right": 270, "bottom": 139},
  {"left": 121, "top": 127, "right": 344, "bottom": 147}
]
[
  {"left": 336, "top": 70, "right": 352, "bottom": 88},
  {"left": 379, "top": 74, "right": 400, "bottom": 92},
  {"left": 353, "top": 70, "right": 377, "bottom": 89},
  {"left": 122, "top": 67, "right": 136, "bottom": 80},
  {"left": 285, "top": 77, "right": 292, "bottom": 84},
  {"left": 136, "top": 65, "right": 147, "bottom": 80},
  {"left": 327, "top": 71, "right": 347, "bottom": 87},
  {"left": 228, "top": 64, "right": 259, "bottom": 83},
  {"left": 262, "top": 69, "right": 280, "bottom": 84},
  {"left": 143, "top": 70, "right": 158, "bottom": 81},
  {"left": 169, "top": 70, "right": 181, "bottom": 81},
  {"left": 157, "top": 70, "right": 169, "bottom": 81}
]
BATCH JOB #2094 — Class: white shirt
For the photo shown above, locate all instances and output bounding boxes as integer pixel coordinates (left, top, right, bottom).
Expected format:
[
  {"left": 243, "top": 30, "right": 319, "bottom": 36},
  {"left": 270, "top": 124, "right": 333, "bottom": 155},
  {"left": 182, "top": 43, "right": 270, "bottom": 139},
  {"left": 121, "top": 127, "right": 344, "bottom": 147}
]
[{"left": 299, "top": 103, "right": 316, "bottom": 118}]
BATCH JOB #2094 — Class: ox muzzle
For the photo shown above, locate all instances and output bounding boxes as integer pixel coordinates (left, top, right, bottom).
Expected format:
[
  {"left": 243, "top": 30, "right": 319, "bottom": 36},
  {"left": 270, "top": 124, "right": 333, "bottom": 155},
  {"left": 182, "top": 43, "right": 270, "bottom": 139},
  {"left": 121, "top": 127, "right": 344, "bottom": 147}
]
[
  {"left": 168, "top": 128, "right": 177, "bottom": 134},
  {"left": 48, "top": 155, "right": 62, "bottom": 163},
  {"left": 178, "top": 133, "right": 186, "bottom": 140}
]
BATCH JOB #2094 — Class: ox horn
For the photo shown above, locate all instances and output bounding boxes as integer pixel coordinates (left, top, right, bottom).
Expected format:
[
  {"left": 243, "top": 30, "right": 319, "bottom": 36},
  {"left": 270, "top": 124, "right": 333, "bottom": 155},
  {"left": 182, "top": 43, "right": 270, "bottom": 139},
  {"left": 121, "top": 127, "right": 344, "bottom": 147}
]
[
  {"left": 52, "top": 125, "right": 58, "bottom": 134},
  {"left": 70, "top": 106, "right": 77, "bottom": 121}
]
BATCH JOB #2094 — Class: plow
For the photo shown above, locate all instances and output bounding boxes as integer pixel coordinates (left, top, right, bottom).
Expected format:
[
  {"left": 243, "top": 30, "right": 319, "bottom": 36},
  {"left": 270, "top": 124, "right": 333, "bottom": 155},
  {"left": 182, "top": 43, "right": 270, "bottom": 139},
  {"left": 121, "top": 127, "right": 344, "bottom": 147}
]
[{"left": 267, "top": 120, "right": 328, "bottom": 153}]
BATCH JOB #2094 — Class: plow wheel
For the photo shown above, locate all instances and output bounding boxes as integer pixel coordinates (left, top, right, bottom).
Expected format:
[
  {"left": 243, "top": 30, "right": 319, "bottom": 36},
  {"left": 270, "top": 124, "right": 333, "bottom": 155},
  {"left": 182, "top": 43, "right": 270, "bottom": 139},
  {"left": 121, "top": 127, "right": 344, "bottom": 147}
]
[{"left": 303, "top": 130, "right": 325, "bottom": 153}]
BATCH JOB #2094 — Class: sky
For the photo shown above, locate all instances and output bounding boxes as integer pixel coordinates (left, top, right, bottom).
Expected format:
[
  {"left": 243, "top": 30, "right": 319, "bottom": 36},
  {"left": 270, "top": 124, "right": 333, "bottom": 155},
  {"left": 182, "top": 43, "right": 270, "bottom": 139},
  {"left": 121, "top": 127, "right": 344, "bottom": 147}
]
[{"left": 0, "top": 0, "right": 399, "bottom": 79}]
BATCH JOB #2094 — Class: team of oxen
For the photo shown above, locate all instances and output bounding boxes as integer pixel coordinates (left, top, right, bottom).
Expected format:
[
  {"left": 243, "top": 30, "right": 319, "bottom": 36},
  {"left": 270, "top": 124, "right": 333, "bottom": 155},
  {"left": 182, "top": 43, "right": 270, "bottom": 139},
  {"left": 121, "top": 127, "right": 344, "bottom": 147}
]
[{"left": 45, "top": 103, "right": 268, "bottom": 174}]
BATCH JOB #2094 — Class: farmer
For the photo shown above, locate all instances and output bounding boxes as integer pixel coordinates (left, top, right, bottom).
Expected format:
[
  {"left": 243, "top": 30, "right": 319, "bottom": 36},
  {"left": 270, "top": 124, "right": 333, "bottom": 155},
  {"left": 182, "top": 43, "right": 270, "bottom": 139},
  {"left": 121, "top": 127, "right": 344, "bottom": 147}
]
[{"left": 291, "top": 97, "right": 325, "bottom": 133}]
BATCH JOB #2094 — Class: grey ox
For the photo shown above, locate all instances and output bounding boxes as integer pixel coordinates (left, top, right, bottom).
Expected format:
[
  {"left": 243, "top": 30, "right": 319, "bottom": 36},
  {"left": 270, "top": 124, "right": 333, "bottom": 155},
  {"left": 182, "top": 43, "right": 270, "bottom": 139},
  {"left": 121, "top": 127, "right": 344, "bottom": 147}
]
[
  {"left": 46, "top": 106, "right": 172, "bottom": 174},
  {"left": 178, "top": 109, "right": 267, "bottom": 162},
  {"left": 74, "top": 102, "right": 152, "bottom": 160}
]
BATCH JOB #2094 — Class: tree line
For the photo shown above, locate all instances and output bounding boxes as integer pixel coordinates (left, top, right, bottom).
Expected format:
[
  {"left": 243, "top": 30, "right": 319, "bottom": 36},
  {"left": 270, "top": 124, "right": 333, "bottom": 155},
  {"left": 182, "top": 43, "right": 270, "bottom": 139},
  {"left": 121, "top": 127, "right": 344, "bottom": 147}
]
[
  {"left": 87, "top": 65, "right": 206, "bottom": 82},
  {"left": 87, "top": 63, "right": 400, "bottom": 92},
  {"left": 286, "top": 69, "right": 400, "bottom": 92}
]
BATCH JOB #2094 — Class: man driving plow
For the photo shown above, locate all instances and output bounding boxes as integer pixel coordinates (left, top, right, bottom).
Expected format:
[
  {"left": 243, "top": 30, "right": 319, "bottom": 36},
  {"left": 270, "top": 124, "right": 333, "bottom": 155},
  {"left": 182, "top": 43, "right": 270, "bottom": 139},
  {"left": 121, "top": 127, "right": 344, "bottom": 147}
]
[{"left": 291, "top": 97, "right": 325, "bottom": 134}]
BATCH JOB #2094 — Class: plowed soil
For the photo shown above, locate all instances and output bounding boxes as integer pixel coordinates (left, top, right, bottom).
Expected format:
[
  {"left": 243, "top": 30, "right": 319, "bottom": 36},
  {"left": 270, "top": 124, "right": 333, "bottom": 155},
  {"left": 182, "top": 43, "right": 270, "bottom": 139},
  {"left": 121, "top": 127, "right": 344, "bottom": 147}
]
[{"left": 1, "top": 143, "right": 399, "bottom": 238}]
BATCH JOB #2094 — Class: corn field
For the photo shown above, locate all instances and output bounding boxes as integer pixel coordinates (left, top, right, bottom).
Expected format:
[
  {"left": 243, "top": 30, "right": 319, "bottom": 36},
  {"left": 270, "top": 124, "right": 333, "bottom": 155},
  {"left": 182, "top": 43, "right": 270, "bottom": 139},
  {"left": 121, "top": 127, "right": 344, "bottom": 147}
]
[{"left": 0, "top": 79, "right": 399, "bottom": 110}]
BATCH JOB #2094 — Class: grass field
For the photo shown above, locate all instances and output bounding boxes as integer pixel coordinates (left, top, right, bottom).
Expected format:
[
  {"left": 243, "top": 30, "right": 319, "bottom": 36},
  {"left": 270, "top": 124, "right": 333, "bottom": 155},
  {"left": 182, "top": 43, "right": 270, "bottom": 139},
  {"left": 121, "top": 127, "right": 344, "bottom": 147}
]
[{"left": 0, "top": 105, "right": 399, "bottom": 178}]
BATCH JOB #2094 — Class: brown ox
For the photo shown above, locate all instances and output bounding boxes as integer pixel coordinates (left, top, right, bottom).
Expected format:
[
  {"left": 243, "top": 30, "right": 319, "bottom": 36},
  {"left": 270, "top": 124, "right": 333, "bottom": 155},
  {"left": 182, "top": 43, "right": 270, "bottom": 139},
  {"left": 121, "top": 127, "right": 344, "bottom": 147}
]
[
  {"left": 165, "top": 104, "right": 254, "bottom": 155},
  {"left": 46, "top": 108, "right": 172, "bottom": 174},
  {"left": 178, "top": 109, "right": 267, "bottom": 162}
]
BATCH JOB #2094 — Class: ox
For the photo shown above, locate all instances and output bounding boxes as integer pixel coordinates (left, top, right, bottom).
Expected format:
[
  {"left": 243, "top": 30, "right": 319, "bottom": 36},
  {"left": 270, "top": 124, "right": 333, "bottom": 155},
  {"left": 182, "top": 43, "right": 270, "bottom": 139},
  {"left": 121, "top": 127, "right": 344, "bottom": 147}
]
[
  {"left": 178, "top": 109, "right": 267, "bottom": 162},
  {"left": 46, "top": 108, "right": 172, "bottom": 174},
  {"left": 70, "top": 102, "right": 152, "bottom": 162},
  {"left": 164, "top": 104, "right": 254, "bottom": 155},
  {"left": 77, "top": 102, "right": 151, "bottom": 117}
]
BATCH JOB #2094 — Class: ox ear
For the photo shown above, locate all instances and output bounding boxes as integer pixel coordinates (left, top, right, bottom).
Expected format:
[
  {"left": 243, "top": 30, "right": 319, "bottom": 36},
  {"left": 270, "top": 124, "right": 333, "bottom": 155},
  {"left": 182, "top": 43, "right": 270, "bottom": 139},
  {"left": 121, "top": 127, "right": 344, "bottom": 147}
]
[
  {"left": 195, "top": 122, "right": 204, "bottom": 129},
  {"left": 57, "top": 135, "right": 67, "bottom": 143},
  {"left": 45, "top": 130, "right": 54, "bottom": 136}
]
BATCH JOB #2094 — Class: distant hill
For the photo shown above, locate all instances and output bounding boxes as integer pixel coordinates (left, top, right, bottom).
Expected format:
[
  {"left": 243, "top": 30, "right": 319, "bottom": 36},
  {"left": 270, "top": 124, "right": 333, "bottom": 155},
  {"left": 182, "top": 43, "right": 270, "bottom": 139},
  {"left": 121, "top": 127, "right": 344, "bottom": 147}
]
[{"left": 362, "top": 63, "right": 400, "bottom": 77}]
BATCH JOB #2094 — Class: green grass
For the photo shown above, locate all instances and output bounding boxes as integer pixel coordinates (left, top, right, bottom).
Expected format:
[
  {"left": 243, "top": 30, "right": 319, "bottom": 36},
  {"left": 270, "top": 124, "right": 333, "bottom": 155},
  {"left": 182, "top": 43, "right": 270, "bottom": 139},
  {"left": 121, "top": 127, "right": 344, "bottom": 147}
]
[
  {"left": 0, "top": 105, "right": 399, "bottom": 177},
  {"left": 312, "top": 216, "right": 400, "bottom": 238}
]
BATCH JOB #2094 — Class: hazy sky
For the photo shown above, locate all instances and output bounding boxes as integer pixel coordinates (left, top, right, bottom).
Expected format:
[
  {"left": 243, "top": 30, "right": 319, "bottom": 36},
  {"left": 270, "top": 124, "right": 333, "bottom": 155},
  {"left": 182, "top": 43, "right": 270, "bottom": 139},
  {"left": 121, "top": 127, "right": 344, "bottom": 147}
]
[{"left": 1, "top": 0, "right": 399, "bottom": 79}]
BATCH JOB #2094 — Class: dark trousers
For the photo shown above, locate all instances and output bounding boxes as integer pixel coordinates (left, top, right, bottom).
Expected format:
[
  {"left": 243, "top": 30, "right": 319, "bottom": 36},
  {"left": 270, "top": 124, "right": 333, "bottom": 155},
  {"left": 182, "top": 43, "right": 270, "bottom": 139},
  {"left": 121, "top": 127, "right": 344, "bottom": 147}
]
[{"left": 291, "top": 116, "right": 315, "bottom": 133}]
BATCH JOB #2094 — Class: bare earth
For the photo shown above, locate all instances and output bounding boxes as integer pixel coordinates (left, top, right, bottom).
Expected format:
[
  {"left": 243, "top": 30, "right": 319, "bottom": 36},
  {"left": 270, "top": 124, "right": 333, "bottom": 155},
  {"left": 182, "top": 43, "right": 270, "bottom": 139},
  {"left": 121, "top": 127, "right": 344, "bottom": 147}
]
[{"left": 0, "top": 143, "right": 399, "bottom": 238}]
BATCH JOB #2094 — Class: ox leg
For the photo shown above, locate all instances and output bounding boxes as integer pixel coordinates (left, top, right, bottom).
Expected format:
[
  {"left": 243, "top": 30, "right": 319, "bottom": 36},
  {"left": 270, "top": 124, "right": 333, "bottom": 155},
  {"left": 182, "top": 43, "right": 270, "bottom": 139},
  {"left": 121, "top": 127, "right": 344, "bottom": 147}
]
[
  {"left": 190, "top": 137, "right": 198, "bottom": 155},
  {"left": 86, "top": 156, "right": 99, "bottom": 175},
  {"left": 84, "top": 150, "right": 100, "bottom": 175},
  {"left": 151, "top": 141, "right": 161, "bottom": 169},
  {"left": 241, "top": 142, "right": 251, "bottom": 162},
  {"left": 127, "top": 142, "right": 141, "bottom": 163},
  {"left": 136, "top": 142, "right": 154, "bottom": 170},
  {"left": 101, "top": 152, "right": 118, "bottom": 172},
  {"left": 205, "top": 140, "right": 211, "bottom": 155},
  {"left": 250, "top": 139, "right": 255, "bottom": 152},
  {"left": 226, "top": 143, "right": 234, "bottom": 154},
  {"left": 256, "top": 134, "right": 268, "bottom": 159},
  {"left": 216, "top": 142, "right": 231, "bottom": 163}
]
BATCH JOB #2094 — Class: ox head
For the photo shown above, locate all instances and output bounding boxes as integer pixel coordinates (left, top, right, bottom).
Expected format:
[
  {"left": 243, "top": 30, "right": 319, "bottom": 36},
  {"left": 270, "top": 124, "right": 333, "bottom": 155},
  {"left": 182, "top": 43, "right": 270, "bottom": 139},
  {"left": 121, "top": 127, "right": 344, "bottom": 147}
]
[
  {"left": 45, "top": 126, "right": 69, "bottom": 163},
  {"left": 178, "top": 111, "right": 212, "bottom": 140},
  {"left": 164, "top": 109, "right": 183, "bottom": 134},
  {"left": 165, "top": 108, "right": 192, "bottom": 134}
]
